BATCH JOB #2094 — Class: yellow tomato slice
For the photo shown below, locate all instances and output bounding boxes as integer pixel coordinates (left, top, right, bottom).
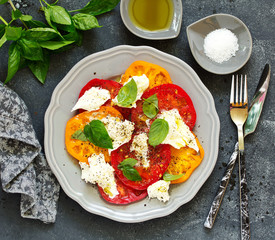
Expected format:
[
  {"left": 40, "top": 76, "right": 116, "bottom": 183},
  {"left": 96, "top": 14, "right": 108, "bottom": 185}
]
[
  {"left": 65, "top": 106, "right": 123, "bottom": 164},
  {"left": 166, "top": 137, "right": 204, "bottom": 184},
  {"left": 120, "top": 60, "right": 173, "bottom": 89}
]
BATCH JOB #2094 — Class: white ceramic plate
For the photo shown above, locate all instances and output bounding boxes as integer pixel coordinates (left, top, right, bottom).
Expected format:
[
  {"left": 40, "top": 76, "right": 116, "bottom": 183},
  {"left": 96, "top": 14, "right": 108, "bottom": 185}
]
[{"left": 44, "top": 45, "right": 220, "bottom": 223}]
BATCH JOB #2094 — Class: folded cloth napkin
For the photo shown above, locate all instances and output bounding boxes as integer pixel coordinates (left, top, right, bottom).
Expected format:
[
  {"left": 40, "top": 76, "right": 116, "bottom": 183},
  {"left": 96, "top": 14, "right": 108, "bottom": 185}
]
[{"left": 0, "top": 82, "right": 60, "bottom": 223}]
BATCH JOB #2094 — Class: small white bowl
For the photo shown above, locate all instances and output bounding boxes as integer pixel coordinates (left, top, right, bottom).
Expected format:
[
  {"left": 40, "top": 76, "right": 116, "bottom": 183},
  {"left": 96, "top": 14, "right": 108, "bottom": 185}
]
[
  {"left": 120, "top": 0, "right": 182, "bottom": 40},
  {"left": 186, "top": 14, "right": 253, "bottom": 75}
]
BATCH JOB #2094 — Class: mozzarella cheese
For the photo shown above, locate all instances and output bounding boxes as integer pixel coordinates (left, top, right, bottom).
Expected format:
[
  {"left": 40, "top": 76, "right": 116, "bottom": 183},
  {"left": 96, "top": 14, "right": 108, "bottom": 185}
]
[
  {"left": 71, "top": 87, "right": 111, "bottom": 112},
  {"left": 113, "top": 74, "right": 149, "bottom": 108},
  {"left": 79, "top": 153, "right": 119, "bottom": 198},
  {"left": 101, "top": 116, "right": 135, "bottom": 152},
  {"left": 130, "top": 133, "right": 150, "bottom": 168},
  {"left": 158, "top": 109, "right": 199, "bottom": 152},
  {"left": 147, "top": 180, "right": 170, "bottom": 202}
]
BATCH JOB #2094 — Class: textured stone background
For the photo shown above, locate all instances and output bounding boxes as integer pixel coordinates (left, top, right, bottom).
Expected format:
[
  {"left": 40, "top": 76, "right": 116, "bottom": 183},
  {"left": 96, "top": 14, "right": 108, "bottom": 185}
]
[{"left": 0, "top": 0, "right": 274, "bottom": 239}]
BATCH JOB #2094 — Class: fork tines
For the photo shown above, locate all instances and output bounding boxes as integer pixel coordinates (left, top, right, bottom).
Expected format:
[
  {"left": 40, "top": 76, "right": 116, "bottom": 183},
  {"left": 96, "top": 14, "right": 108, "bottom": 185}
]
[{"left": 230, "top": 75, "right": 248, "bottom": 106}]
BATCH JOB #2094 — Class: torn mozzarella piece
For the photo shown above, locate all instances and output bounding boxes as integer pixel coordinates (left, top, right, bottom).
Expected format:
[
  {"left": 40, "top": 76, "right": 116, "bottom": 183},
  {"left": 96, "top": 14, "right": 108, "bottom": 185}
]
[
  {"left": 79, "top": 153, "right": 119, "bottom": 198},
  {"left": 147, "top": 180, "right": 170, "bottom": 202},
  {"left": 130, "top": 133, "right": 149, "bottom": 168},
  {"left": 71, "top": 87, "right": 110, "bottom": 112},
  {"left": 157, "top": 109, "right": 199, "bottom": 152}
]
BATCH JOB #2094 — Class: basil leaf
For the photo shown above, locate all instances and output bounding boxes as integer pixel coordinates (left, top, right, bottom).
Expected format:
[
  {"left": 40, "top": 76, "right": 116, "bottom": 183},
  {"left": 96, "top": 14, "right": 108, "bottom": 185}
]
[
  {"left": 25, "top": 20, "right": 48, "bottom": 28},
  {"left": 0, "top": 33, "right": 7, "bottom": 48},
  {"left": 163, "top": 172, "right": 185, "bottom": 181},
  {"left": 71, "top": 129, "right": 88, "bottom": 141},
  {"left": 143, "top": 94, "right": 159, "bottom": 119},
  {"left": 12, "top": 9, "right": 22, "bottom": 20},
  {"left": 118, "top": 158, "right": 138, "bottom": 168},
  {"left": 49, "top": 6, "right": 72, "bottom": 25},
  {"left": 149, "top": 119, "right": 169, "bottom": 147},
  {"left": 20, "top": 15, "right": 33, "bottom": 21},
  {"left": 39, "top": 40, "right": 74, "bottom": 50},
  {"left": 5, "top": 26, "right": 22, "bottom": 41},
  {"left": 83, "top": 120, "right": 113, "bottom": 149},
  {"left": 64, "top": 30, "right": 82, "bottom": 46},
  {"left": 5, "top": 42, "right": 20, "bottom": 84},
  {"left": 24, "top": 28, "right": 59, "bottom": 41},
  {"left": 72, "top": 13, "right": 100, "bottom": 30},
  {"left": 121, "top": 165, "right": 142, "bottom": 182},
  {"left": 77, "top": 0, "right": 120, "bottom": 16},
  {"left": 0, "top": 24, "right": 5, "bottom": 38},
  {"left": 18, "top": 38, "right": 43, "bottom": 61},
  {"left": 28, "top": 50, "right": 50, "bottom": 84},
  {"left": 117, "top": 79, "right": 137, "bottom": 107},
  {"left": 0, "top": 0, "right": 9, "bottom": 4}
]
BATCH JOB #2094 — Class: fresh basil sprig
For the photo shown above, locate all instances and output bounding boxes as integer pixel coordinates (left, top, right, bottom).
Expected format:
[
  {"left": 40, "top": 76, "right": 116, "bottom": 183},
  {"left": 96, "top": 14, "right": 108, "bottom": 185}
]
[
  {"left": 148, "top": 119, "right": 169, "bottom": 147},
  {"left": 118, "top": 158, "right": 142, "bottom": 181},
  {"left": 0, "top": 0, "right": 119, "bottom": 84},
  {"left": 84, "top": 120, "right": 113, "bottom": 149},
  {"left": 143, "top": 94, "right": 159, "bottom": 119},
  {"left": 117, "top": 79, "right": 138, "bottom": 107},
  {"left": 163, "top": 172, "right": 185, "bottom": 181}
]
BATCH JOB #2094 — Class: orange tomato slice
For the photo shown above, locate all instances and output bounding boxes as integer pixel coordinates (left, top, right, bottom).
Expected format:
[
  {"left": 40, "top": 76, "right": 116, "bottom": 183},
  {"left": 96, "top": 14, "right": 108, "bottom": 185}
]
[
  {"left": 166, "top": 137, "right": 204, "bottom": 184},
  {"left": 65, "top": 106, "right": 123, "bottom": 164},
  {"left": 120, "top": 60, "right": 173, "bottom": 89}
]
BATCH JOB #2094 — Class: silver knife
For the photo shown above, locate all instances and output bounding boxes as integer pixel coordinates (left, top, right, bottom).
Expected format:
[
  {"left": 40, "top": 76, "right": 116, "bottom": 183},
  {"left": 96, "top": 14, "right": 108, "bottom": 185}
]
[{"left": 204, "top": 64, "right": 271, "bottom": 229}]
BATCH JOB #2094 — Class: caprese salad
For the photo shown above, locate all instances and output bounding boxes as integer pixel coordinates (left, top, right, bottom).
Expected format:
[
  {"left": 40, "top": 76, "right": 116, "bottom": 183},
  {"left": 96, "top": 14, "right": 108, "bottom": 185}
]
[{"left": 65, "top": 61, "right": 204, "bottom": 204}]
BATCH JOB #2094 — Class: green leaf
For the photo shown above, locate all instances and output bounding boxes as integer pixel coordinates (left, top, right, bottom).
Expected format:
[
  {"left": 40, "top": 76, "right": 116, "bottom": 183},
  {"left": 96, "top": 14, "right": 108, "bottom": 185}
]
[
  {"left": 18, "top": 38, "right": 44, "bottom": 61},
  {"left": 0, "top": 24, "right": 5, "bottom": 38},
  {"left": 72, "top": 13, "right": 100, "bottom": 30},
  {"left": 20, "top": 15, "right": 33, "bottom": 21},
  {"left": 64, "top": 30, "right": 82, "bottom": 46},
  {"left": 5, "top": 42, "right": 21, "bottom": 83},
  {"left": 5, "top": 26, "right": 22, "bottom": 41},
  {"left": 83, "top": 120, "right": 113, "bottom": 149},
  {"left": 39, "top": 40, "right": 74, "bottom": 50},
  {"left": 118, "top": 158, "right": 138, "bottom": 168},
  {"left": 117, "top": 78, "right": 137, "bottom": 107},
  {"left": 121, "top": 165, "right": 142, "bottom": 181},
  {"left": 0, "top": 33, "right": 6, "bottom": 48},
  {"left": 25, "top": 20, "right": 48, "bottom": 28},
  {"left": 149, "top": 119, "right": 169, "bottom": 147},
  {"left": 163, "top": 172, "right": 185, "bottom": 181},
  {"left": 76, "top": 0, "right": 120, "bottom": 16},
  {"left": 12, "top": 9, "right": 22, "bottom": 20},
  {"left": 28, "top": 50, "right": 50, "bottom": 84},
  {"left": 143, "top": 94, "right": 159, "bottom": 119},
  {"left": 71, "top": 129, "right": 88, "bottom": 141},
  {"left": 0, "top": 0, "right": 9, "bottom": 4},
  {"left": 24, "top": 28, "right": 59, "bottom": 41},
  {"left": 49, "top": 6, "right": 72, "bottom": 25}
]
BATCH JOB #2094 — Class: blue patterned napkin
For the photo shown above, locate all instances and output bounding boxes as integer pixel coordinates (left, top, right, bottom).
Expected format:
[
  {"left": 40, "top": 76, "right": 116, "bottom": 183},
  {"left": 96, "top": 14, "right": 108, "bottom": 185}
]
[{"left": 0, "top": 82, "right": 60, "bottom": 223}]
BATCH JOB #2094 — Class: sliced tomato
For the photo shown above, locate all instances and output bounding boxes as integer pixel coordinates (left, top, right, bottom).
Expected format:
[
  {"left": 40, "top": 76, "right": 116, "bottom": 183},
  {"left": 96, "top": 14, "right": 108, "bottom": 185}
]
[
  {"left": 98, "top": 175, "right": 147, "bottom": 204},
  {"left": 131, "top": 84, "right": 197, "bottom": 130},
  {"left": 78, "top": 78, "right": 131, "bottom": 120},
  {"left": 111, "top": 134, "right": 171, "bottom": 190},
  {"left": 65, "top": 106, "right": 123, "bottom": 164}
]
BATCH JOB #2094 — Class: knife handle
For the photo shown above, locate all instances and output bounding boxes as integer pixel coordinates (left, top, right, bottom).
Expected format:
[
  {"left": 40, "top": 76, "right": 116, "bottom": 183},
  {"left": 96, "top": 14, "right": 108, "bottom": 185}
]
[
  {"left": 204, "top": 143, "right": 238, "bottom": 229},
  {"left": 238, "top": 151, "right": 251, "bottom": 240}
]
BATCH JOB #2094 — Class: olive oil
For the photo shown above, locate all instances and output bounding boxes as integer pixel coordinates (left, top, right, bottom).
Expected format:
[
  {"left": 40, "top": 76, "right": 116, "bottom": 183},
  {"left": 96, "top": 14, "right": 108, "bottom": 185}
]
[{"left": 128, "top": 0, "right": 174, "bottom": 31}]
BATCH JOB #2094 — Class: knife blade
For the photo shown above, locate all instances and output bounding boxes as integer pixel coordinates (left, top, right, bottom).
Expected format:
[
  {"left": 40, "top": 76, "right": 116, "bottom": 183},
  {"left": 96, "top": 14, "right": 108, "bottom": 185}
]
[{"left": 204, "top": 64, "right": 271, "bottom": 229}]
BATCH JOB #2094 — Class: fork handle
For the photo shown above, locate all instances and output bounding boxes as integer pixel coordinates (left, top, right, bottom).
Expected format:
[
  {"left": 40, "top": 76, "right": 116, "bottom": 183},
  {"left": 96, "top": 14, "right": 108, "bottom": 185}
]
[
  {"left": 204, "top": 143, "right": 238, "bottom": 229},
  {"left": 239, "top": 151, "right": 250, "bottom": 240},
  {"left": 237, "top": 125, "right": 245, "bottom": 151}
]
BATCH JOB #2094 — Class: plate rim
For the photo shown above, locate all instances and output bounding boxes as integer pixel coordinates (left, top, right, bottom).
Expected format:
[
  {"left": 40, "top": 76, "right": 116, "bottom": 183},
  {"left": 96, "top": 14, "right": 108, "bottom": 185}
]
[{"left": 44, "top": 45, "right": 220, "bottom": 223}]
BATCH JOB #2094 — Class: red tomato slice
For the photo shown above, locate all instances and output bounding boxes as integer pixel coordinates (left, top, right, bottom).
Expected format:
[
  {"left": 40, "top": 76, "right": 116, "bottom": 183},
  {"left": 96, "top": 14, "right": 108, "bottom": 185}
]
[
  {"left": 98, "top": 175, "right": 147, "bottom": 204},
  {"left": 78, "top": 78, "right": 131, "bottom": 120},
  {"left": 131, "top": 83, "right": 196, "bottom": 130},
  {"left": 111, "top": 135, "right": 171, "bottom": 190}
]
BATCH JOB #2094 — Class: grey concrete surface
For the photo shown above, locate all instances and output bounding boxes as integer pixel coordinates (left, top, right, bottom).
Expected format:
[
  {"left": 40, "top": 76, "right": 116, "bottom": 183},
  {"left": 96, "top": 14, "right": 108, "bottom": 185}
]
[{"left": 0, "top": 0, "right": 274, "bottom": 239}]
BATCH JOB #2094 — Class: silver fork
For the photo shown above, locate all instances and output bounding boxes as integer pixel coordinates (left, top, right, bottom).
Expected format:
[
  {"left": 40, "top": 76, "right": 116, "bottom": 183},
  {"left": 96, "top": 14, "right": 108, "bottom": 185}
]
[{"left": 230, "top": 75, "right": 250, "bottom": 240}]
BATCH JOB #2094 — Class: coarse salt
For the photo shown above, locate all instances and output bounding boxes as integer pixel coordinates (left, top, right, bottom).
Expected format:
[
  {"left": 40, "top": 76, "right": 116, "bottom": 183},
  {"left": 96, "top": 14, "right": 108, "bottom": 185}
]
[{"left": 203, "top": 28, "right": 239, "bottom": 64}]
